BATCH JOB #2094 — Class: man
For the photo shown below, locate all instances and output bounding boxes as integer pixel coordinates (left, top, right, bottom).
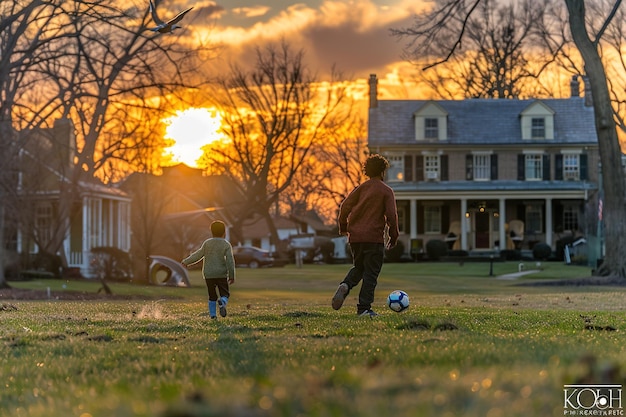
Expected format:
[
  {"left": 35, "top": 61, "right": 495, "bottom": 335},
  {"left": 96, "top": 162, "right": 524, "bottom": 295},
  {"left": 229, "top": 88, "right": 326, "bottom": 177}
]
[{"left": 332, "top": 154, "right": 399, "bottom": 317}]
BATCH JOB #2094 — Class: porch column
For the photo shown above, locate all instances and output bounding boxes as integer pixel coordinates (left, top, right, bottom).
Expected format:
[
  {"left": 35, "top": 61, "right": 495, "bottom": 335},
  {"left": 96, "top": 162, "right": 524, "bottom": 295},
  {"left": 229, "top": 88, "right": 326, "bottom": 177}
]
[
  {"left": 499, "top": 198, "right": 506, "bottom": 251},
  {"left": 461, "top": 198, "right": 468, "bottom": 250},
  {"left": 545, "top": 197, "right": 553, "bottom": 247},
  {"left": 82, "top": 197, "right": 90, "bottom": 273},
  {"left": 410, "top": 199, "right": 417, "bottom": 239}
]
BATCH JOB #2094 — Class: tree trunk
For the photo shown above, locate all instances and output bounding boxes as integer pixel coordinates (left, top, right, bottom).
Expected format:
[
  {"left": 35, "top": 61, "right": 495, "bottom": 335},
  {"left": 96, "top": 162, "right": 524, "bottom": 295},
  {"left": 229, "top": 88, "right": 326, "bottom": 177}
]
[{"left": 566, "top": 0, "right": 626, "bottom": 277}]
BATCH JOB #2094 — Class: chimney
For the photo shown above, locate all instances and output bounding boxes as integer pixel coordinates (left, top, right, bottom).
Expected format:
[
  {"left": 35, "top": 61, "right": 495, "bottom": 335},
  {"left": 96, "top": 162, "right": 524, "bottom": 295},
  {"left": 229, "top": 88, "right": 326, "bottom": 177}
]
[
  {"left": 570, "top": 75, "right": 580, "bottom": 97},
  {"left": 369, "top": 74, "right": 378, "bottom": 109},
  {"left": 583, "top": 75, "right": 593, "bottom": 107},
  {"left": 53, "top": 118, "right": 77, "bottom": 167}
]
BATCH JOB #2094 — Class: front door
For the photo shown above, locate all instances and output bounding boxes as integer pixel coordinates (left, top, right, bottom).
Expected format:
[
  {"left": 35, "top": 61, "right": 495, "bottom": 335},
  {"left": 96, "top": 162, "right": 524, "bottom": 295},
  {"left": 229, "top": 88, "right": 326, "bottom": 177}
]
[{"left": 475, "top": 211, "right": 490, "bottom": 249}]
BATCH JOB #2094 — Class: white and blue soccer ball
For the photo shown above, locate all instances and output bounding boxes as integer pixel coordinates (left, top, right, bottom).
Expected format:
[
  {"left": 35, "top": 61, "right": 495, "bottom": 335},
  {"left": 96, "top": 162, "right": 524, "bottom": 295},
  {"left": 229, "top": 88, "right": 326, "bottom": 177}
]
[{"left": 386, "top": 290, "right": 410, "bottom": 312}]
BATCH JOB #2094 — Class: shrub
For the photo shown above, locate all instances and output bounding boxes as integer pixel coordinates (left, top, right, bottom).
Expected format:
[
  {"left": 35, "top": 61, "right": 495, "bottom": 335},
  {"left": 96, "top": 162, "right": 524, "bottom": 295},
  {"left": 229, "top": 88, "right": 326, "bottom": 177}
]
[
  {"left": 23, "top": 252, "right": 62, "bottom": 278},
  {"left": 500, "top": 249, "right": 522, "bottom": 261},
  {"left": 385, "top": 240, "right": 405, "bottom": 263},
  {"left": 426, "top": 239, "right": 448, "bottom": 261},
  {"left": 532, "top": 243, "right": 552, "bottom": 261},
  {"left": 90, "top": 247, "right": 133, "bottom": 281}
]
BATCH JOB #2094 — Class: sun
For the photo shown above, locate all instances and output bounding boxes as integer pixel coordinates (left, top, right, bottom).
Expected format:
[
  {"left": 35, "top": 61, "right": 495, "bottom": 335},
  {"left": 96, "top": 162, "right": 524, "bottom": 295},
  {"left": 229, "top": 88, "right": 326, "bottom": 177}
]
[{"left": 162, "top": 107, "right": 224, "bottom": 167}]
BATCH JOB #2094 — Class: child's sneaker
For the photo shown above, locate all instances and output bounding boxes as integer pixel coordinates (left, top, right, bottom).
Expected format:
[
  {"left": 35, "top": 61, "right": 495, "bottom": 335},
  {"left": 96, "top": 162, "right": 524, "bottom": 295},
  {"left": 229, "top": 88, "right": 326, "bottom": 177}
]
[
  {"left": 358, "top": 309, "right": 378, "bottom": 318},
  {"left": 218, "top": 298, "right": 227, "bottom": 317},
  {"left": 332, "top": 283, "right": 349, "bottom": 310}
]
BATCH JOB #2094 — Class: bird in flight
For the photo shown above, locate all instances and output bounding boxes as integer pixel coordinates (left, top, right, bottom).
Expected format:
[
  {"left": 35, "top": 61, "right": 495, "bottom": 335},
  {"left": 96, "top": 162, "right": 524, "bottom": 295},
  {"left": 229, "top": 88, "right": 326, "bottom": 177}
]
[{"left": 148, "top": 0, "right": 193, "bottom": 34}]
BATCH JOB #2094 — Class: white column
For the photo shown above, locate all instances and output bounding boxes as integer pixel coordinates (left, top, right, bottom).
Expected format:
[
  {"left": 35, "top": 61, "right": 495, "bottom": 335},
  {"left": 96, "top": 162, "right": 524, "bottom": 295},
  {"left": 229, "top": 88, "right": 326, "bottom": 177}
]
[
  {"left": 82, "top": 197, "right": 89, "bottom": 272},
  {"left": 499, "top": 198, "right": 506, "bottom": 251},
  {"left": 545, "top": 198, "right": 553, "bottom": 247},
  {"left": 410, "top": 199, "right": 417, "bottom": 239},
  {"left": 461, "top": 198, "right": 468, "bottom": 250}
]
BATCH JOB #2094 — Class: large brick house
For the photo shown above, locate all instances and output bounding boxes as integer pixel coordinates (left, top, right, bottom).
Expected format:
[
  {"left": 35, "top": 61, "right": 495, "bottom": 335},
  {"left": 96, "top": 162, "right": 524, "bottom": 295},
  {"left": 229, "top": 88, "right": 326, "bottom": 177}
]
[{"left": 367, "top": 74, "right": 600, "bottom": 258}]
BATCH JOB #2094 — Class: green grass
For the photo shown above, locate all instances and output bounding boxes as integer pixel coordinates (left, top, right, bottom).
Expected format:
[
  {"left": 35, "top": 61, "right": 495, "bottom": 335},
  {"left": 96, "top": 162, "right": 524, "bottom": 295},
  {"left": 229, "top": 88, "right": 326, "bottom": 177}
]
[{"left": 1, "top": 262, "right": 625, "bottom": 417}]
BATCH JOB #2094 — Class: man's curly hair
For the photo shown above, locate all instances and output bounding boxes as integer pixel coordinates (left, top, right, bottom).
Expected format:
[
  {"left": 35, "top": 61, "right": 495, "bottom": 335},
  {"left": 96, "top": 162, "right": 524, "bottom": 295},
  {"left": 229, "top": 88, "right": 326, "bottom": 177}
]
[{"left": 362, "top": 154, "right": 390, "bottom": 178}]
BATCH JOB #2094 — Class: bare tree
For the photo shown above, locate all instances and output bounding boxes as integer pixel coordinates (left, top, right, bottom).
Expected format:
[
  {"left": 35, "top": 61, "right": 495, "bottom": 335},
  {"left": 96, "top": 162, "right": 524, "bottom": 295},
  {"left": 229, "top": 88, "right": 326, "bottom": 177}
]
[
  {"left": 0, "top": 0, "right": 71, "bottom": 287},
  {"left": 565, "top": 0, "right": 626, "bottom": 277},
  {"left": 392, "top": 0, "right": 565, "bottom": 99},
  {"left": 283, "top": 114, "right": 367, "bottom": 223},
  {"left": 203, "top": 42, "right": 349, "bottom": 256},
  {"left": 0, "top": 0, "right": 216, "bottom": 286}
]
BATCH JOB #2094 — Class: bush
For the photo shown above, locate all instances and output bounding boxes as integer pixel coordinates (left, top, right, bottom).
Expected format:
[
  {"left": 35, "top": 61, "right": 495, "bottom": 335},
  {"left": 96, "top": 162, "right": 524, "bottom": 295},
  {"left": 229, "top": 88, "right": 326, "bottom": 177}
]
[
  {"left": 426, "top": 239, "right": 448, "bottom": 261},
  {"left": 90, "top": 247, "right": 133, "bottom": 281},
  {"left": 385, "top": 240, "right": 405, "bottom": 263},
  {"left": 500, "top": 249, "right": 522, "bottom": 261},
  {"left": 23, "top": 252, "right": 62, "bottom": 278},
  {"left": 532, "top": 243, "right": 552, "bottom": 261}
]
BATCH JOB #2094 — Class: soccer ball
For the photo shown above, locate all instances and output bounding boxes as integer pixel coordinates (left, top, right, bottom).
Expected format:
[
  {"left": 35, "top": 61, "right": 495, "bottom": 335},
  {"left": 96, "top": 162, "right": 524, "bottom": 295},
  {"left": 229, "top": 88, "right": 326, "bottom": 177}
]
[{"left": 386, "top": 290, "right": 410, "bottom": 312}]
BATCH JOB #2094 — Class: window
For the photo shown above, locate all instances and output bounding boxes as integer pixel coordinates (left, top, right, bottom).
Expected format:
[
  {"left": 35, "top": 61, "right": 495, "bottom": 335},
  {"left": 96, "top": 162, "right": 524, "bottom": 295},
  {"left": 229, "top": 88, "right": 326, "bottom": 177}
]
[
  {"left": 563, "top": 204, "right": 579, "bottom": 231},
  {"left": 424, "top": 155, "right": 440, "bottom": 180},
  {"left": 36, "top": 204, "right": 53, "bottom": 246},
  {"left": 525, "top": 204, "right": 543, "bottom": 233},
  {"left": 563, "top": 154, "right": 580, "bottom": 180},
  {"left": 424, "top": 205, "right": 441, "bottom": 233},
  {"left": 531, "top": 117, "right": 545, "bottom": 139},
  {"left": 473, "top": 154, "right": 491, "bottom": 181},
  {"left": 397, "top": 206, "right": 406, "bottom": 234},
  {"left": 386, "top": 155, "right": 404, "bottom": 182},
  {"left": 525, "top": 154, "right": 542, "bottom": 180},
  {"left": 425, "top": 118, "right": 438, "bottom": 139}
]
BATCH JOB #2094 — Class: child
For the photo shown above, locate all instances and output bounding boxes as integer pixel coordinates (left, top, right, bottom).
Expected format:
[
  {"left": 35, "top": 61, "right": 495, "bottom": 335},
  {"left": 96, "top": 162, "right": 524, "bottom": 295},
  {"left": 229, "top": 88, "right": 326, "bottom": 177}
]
[
  {"left": 331, "top": 154, "right": 399, "bottom": 317},
  {"left": 182, "top": 220, "right": 235, "bottom": 319}
]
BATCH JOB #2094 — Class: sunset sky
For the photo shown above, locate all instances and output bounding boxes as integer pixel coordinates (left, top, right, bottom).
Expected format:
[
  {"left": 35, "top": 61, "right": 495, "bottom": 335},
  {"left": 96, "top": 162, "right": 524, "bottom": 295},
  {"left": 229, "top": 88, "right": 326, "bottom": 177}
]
[
  {"left": 162, "top": 0, "right": 429, "bottom": 165},
  {"left": 182, "top": 0, "right": 427, "bottom": 94}
]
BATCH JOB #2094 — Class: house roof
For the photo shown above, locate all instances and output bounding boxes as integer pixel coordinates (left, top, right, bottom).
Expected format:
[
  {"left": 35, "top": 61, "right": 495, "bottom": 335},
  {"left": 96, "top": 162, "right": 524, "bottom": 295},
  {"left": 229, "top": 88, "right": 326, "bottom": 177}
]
[
  {"left": 242, "top": 215, "right": 300, "bottom": 240},
  {"left": 368, "top": 97, "right": 597, "bottom": 146},
  {"left": 121, "top": 164, "right": 245, "bottom": 224}
]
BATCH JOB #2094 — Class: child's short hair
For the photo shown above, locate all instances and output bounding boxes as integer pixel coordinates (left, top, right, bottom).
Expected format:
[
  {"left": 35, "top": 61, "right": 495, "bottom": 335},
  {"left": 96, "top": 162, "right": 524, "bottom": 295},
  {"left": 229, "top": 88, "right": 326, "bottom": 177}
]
[
  {"left": 362, "top": 154, "right": 390, "bottom": 178},
  {"left": 211, "top": 221, "right": 226, "bottom": 237}
]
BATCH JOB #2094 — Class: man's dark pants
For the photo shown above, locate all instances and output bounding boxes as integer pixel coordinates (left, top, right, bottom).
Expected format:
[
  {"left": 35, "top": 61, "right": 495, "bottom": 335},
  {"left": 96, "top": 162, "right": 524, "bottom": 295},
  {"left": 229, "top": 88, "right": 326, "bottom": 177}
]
[{"left": 341, "top": 242, "right": 384, "bottom": 313}]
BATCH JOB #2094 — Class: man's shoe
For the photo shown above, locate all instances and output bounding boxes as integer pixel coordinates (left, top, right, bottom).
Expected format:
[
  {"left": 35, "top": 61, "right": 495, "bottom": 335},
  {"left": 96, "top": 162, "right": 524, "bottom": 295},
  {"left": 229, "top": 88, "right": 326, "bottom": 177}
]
[
  {"left": 358, "top": 309, "right": 378, "bottom": 318},
  {"left": 332, "top": 283, "right": 349, "bottom": 310},
  {"left": 218, "top": 298, "right": 227, "bottom": 317}
]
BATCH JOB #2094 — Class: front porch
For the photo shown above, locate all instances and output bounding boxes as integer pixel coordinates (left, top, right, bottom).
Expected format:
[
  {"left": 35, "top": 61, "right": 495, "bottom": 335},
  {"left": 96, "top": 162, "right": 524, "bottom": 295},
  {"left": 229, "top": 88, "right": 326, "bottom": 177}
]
[{"left": 394, "top": 186, "right": 598, "bottom": 264}]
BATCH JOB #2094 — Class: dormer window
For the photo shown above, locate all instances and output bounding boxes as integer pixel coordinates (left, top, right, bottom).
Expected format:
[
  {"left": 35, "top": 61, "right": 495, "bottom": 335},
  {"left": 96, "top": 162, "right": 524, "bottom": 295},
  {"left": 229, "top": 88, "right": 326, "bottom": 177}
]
[
  {"left": 531, "top": 118, "right": 545, "bottom": 139},
  {"left": 425, "top": 118, "right": 439, "bottom": 139},
  {"left": 414, "top": 102, "right": 448, "bottom": 141},
  {"left": 521, "top": 101, "right": 554, "bottom": 140}
]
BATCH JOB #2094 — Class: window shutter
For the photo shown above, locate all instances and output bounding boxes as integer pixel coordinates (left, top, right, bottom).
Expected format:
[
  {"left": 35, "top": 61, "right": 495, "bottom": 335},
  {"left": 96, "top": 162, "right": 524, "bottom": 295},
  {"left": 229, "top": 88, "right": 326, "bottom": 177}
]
[
  {"left": 490, "top": 154, "right": 498, "bottom": 180},
  {"left": 517, "top": 154, "right": 525, "bottom": 180},
  {"left": 415, "top": 156, "right": 424, "bottom": 181},
  {"left": 440, "top": 155, "right": 449, "bottom": 181},
  {"left": 580, "top": 154, "right": 588, "bottom": 180},
  {"left": 466, "top": 154, "right": 473, "bottom": 180},
  {"left": 542, "top": 155, "right": 550, "bottom": 180},
  {"left": 441, "top": 205, "right": 450, "bottom": 234},
  {"left": 417, "top": 204, "right": 424, "bottom": 234},
  {"left": 554, "top": 155, "right": 563, "bottom": 180},
  {"left": 404, "top": 155, "right": 413, "bottom": 182}
]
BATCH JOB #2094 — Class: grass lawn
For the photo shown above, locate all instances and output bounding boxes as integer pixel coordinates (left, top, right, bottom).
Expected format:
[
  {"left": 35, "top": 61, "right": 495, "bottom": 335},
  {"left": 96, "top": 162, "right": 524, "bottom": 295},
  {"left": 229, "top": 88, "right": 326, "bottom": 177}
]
[{"left": 1, "top": 262, "right": 625, "bottom": 417}]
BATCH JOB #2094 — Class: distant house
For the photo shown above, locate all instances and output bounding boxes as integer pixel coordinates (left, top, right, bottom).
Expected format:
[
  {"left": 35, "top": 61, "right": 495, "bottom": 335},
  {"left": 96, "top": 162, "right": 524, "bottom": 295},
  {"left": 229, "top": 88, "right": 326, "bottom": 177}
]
[
  {"left": 121, "top": 164, "right": 244, "bottom": 271},
  {"left": 367, "top": 74, "right": 599, "bottom": 258},
  {"left": 238, "top": 209, "right": 334, "bottom": 252},
  {"left": 7, "top": 118, "right": 131, "bottom": 277}
]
